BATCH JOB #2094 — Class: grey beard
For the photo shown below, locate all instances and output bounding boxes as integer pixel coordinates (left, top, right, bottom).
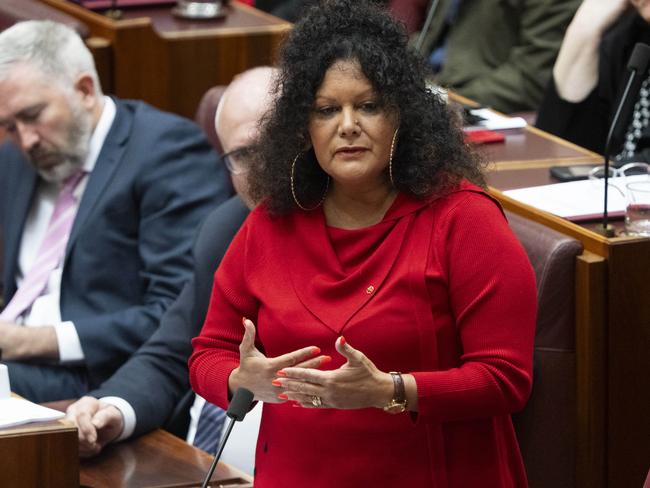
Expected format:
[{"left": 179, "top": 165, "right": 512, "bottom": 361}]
[{"left": 34, "top": 105, "right": 93, "bottom": 183}]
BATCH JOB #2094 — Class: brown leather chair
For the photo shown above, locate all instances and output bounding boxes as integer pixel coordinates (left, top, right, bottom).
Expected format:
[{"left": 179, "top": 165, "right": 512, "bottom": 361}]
[
  {"left": 194, "top": 85, "right": 227, "bottom": 154},
  {"left": 507, "top": 211, "right": 583, "bottom": 488}
]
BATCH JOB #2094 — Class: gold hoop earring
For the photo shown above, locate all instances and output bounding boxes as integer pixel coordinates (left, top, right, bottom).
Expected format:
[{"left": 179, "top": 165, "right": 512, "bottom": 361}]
[
  {"left": 389, "top": 129, "right": 399, "bottom": 187},
  {"left": 291, "top": 152, "right": 329, "bottom": 211}
]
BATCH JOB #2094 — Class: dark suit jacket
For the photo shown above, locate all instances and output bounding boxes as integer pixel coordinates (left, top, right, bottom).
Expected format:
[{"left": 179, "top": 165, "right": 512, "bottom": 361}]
[
  {"left": 0, "top": 98, "right": 231, "bottom": 390},
  {"left": 90, "top": 196, "right": 250, "bottom": 437}
]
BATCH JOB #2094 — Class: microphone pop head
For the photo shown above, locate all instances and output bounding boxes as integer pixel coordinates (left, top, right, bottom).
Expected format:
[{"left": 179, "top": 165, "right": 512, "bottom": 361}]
[
  {"left": 226, "top": 388, "right": 254, "bottom": 421},
  {"left": 627, "top": 43, "right": 650, "bottom": 73}
]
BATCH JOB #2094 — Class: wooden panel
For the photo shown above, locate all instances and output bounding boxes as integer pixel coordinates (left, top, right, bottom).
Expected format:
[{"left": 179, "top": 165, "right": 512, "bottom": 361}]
[
  {"left": 39, "top": 0, "right": 291, "bottom": 118},
  {"left": 0, "top": 419, "right": 79, "bottom": 488},
  {"left": 606, "top": 240, "right": 650, "bottom": 488},
  {"left": 575, "top": 252, "right": 607, "bottom": 488}
]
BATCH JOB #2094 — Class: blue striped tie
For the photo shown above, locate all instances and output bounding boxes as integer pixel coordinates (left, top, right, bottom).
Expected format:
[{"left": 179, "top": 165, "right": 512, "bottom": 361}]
[{"left": 193, "top": 402, "right": 227, "bottom": 454}]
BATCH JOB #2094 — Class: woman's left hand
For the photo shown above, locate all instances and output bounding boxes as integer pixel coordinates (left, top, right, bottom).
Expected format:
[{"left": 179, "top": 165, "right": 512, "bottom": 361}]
[{"left": 274, "top": 336, "right": 394, "bottom": 409}]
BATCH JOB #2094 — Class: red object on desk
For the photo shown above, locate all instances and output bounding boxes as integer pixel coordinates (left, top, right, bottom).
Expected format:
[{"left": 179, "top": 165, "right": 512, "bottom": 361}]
[{"left": 464, "top": 129, "right": 505, "bottom": 145}]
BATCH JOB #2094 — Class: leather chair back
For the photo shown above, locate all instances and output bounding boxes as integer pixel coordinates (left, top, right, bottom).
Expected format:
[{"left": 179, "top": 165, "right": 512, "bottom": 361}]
[
  {"left": 194, "top": 86, "right": 227, "bottom": 154},
  {"left": 507, "top": 211, "right": 583, "bottom": 488}
]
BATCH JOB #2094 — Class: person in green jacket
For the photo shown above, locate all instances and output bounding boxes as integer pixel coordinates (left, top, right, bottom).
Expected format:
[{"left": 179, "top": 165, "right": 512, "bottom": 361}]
[{"left": 390, "top": 0, "right": 581, "bottom": 113}]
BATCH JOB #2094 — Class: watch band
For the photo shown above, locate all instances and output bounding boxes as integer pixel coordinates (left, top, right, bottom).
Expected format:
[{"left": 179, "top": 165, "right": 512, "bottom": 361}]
[
  {"left": 389, "top": 371, "right": 406, "bottom": 405},
  {"left": 383, "top": 371, "right": 407, "bottom": 413}
]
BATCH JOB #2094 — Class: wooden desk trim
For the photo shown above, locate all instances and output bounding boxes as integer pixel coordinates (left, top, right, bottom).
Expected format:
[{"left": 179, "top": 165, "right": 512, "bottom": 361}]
[
  {"left": 40, "top": 0, "right": 291, "bottom": 39},
  {"left": 0, "top": 418, "right": 77, "bottom": 437},
  {"left": 575, "top": 252, "right": 607, "bottom": 488},
  {"left": 491, "top": 156, "right": 601, "bottom": 171},
  {"left": 40, "top": 0, "right": 150, "bottom": 30},
  {"left": 524, "top": 125, "right": 601, "bottom": 159},
  {"left": 490, "top": 188, "right": 613, "bottom": 256}
]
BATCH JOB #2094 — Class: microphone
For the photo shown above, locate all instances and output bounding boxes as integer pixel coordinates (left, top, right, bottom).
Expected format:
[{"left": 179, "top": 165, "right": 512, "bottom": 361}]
[
  {"left": 200, "top": 388, "right": 255, "bottom": 488},
  {"left": 601, "top": 42, "right": 650, "bottom": 237},
  {"left": 415, "top": 0, "right": 441, "bottom": 55}
]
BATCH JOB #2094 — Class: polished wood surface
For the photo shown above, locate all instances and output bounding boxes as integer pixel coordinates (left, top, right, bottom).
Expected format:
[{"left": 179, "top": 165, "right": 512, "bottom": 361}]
[
  {"left": 40, "top": 0, "right": 291, "bottom": 118},
  {"left": 42, "top": 400, "right": 253, "bottom": 487},
  {"left": 480, "top": 125, "right": 599, "bottom": 168},
  {"left": 80, "top": 429, "right": 253, "bottom": 488},
  {"left": 0, "top": 418, "right": 79, "bottom": 487},
  {"left": 485, "top": 122, "right": 650, "bottom": 488}
]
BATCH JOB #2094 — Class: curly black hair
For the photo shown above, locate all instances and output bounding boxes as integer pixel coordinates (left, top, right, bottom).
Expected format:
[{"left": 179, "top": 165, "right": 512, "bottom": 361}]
[{"left": 249, "top": 0, "right": 485, "bottom": 214}]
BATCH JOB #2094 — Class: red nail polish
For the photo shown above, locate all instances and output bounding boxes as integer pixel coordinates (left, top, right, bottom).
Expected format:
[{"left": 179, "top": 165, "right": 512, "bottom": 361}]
[
  {"left": 340, "top": 336, "right": 346, "bottom": 346},
  {"left": 291, "top": 403, "right": 301, "bottom": 408},
  {"left": 320, "top": 355, "right": 332, "bottom": 364},
  {"left": 276, "top": 370, "right": 287, "bottom": 377},
  {"left": 242, "top": 317, "right": 247, "bottom": 325},
  {"left": 271, "top": 379, "right": 283, "bottom": 387},
  {"left": 277, "top": 393, "right": 288, "bottom": 400},
  {"left": 312, "top": 347, "right": 321, "bottom": 356}
]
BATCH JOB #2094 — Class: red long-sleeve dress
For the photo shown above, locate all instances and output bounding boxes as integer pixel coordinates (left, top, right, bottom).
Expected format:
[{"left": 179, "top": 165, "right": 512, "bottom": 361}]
[{"left": 190, "top": 182, "right": 536, "bottom": 487}]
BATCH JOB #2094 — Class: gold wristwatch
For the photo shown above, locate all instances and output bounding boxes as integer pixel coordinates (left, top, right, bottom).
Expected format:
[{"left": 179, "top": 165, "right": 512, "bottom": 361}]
[{"left": 383, "top": 371, "right": 407, "bottom": 414}]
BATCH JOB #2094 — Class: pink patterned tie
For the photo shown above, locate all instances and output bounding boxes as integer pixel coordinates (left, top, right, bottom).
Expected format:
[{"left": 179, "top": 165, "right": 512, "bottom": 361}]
[{"left": 0, "top": 171, "right": 85, "bottom": 322}]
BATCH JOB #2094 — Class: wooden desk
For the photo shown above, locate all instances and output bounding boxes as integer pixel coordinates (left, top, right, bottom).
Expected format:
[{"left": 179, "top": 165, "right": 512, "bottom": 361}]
[
  {"left": 0, "top": 417, "right": 78, "bottom": 487},
  {"left": 483, "top": 123, "right": 650, "bottom": 488},
  {"left": 2, "top": 399, "right": 252, "bottom": 487},
  {"left": 40, "top": 0, "right": 291, "bottom": 118},
  {"left": 80, "top": 429, "right": 253, "bottom": 488}
]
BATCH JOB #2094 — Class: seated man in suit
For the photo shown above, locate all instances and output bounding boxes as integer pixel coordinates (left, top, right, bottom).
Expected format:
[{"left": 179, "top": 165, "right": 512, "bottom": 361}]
[
  {"left": 389, "top": 0, "right": 581, "bottom": 113},
  {"left": 65, "top": 67, "right": 277, "bottom": 473},
  {"left": 0, "top": 21, "right": 230, "bottom": 402}
]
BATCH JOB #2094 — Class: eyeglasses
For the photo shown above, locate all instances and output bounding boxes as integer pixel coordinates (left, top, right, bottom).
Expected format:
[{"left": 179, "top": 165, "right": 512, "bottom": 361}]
[
  {"left": 588, "top": 162, "right": 650, "bottom": 180},
  {"left": 588, "top": 162, "right": 650, "bottom": 197},
  {"left": 221, "top": 146, "right": 255, "bottom": 175}
]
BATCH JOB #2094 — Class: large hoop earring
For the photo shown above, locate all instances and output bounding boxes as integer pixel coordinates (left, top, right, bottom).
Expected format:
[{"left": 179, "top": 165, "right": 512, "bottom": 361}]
[
  {"left": 291, "top": 152, "right": 329, "bottom": 211},
  {"left": 389, "top": 129, "right": 399, "bottom": 187}
]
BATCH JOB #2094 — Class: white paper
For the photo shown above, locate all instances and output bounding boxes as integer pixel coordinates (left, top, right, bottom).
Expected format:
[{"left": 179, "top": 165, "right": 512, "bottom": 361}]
[
  {"left": 0, "top": 365, "right": 10, "bottom": 399},
  {"left": 466, "top": 108, "right": 527, "bottom": 131},
  {"left": 0, "top": 397, "right": 65, "bottom": 429},
  {"left": 502, "top": 175, "right": 647, "bottom": 221}
]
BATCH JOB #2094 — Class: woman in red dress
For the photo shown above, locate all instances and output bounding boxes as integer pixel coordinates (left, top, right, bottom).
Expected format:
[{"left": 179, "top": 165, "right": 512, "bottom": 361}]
[{"left": 189, "top": 1, "right": 536, "bottom": 486}]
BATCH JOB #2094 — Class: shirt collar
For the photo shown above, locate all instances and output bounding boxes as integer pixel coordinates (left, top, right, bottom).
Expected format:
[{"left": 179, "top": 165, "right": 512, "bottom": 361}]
[{"left": 83, "top": 95, "right": 116, "bottom": 174}]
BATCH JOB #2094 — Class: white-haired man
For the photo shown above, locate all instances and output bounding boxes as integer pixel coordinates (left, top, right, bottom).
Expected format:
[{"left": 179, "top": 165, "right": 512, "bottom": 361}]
[
  {"left": 0, "top": 21, "right": 230, "bottom": 402},
  {"left": 65, "top": 67, "right": 276, "bottom": 474}
]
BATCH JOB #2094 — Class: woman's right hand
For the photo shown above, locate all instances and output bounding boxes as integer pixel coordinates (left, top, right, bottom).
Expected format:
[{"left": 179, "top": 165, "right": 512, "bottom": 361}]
[{"left": 228, "top": 318, "right": 329, "bottom": 403}]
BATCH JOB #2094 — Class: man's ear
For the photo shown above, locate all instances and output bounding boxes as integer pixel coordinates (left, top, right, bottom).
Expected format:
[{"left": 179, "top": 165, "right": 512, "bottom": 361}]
[{"left": 74, "top": 73, "right": 98, "bottom": 110}]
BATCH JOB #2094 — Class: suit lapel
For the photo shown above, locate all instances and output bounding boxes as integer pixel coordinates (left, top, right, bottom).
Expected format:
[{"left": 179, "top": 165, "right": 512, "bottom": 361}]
[
  {"left": 66, "top": 99, "right": 132, "bottom": 255},
  {"left": 3, "top": 160, "right": 38, "bottom": 298}
]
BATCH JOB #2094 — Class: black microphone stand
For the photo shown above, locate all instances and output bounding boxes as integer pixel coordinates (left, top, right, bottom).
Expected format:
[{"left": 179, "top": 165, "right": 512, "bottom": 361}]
[
  {"left": 601, "top": 74, "right": 638, "bottom": 237},
  {"left": 600, "top": 43, "right": 650, "bottom": 237},
  {"left": 200, "top": 388, "right": 254, "bottom": 488},
  {"left": 200, "top": 416, "right": 237, "bottom": 488}
]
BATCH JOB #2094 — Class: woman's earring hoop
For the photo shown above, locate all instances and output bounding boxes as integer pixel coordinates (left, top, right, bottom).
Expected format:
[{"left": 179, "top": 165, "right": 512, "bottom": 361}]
[
  {"left": 291, "top": 152, "right": 329, "bottom": 211},
  {"left": 389, "top": 129, "right": 399, "bottom": 187}
]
